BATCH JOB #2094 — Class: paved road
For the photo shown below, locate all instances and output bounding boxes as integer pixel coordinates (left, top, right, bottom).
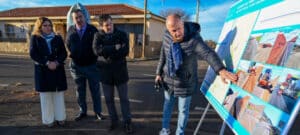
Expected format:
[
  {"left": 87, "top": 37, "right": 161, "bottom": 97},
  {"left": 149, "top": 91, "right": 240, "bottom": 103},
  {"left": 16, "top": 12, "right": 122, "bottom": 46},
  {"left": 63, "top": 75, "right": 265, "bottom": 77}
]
[{"left": 0, "top": 55, "right": 299, "bottom": 135}]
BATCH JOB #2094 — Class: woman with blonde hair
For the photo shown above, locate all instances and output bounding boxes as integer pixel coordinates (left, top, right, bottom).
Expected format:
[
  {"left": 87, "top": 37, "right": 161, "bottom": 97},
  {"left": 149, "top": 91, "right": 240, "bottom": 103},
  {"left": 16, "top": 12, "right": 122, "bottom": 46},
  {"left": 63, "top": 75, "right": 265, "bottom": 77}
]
[{"left": 30, "top": 17, "right": 68, "bottom": 127}]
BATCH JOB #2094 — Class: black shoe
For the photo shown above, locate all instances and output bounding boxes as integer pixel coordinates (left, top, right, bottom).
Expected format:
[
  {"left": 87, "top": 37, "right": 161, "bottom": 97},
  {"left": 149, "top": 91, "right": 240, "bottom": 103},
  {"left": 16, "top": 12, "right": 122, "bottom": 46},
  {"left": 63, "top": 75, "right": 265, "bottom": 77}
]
[
  {"left": 108, "top": 122, "right": 119, "bottom": 131},
  {"left": 45, "top": 122, "right": 55, "bottom": 128},
  {"left": 95, "top": 113, "right": 105, "bottom": 120},
  {"left": 74, "top": 113, "right": 87, "bottom": 121},
  {"left": 124, "top": 123, "right": 133, "bottom": 134},
  {"left": 56, "top": 120, "right": 66, "bottom": 127}
]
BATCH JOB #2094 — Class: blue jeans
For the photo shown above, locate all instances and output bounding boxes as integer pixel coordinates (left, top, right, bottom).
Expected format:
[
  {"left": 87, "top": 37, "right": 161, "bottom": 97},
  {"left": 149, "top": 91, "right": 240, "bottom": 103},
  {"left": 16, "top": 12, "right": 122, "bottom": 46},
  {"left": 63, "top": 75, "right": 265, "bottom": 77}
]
[
  {"left": 102, "top": 83, "right": 131, "bottom": 124},
  {"left": 70, "top": 61, "right": 102, "bottom": 114},
  {"left": 162, "top": 91, "right": 192, "bottom": 135}
]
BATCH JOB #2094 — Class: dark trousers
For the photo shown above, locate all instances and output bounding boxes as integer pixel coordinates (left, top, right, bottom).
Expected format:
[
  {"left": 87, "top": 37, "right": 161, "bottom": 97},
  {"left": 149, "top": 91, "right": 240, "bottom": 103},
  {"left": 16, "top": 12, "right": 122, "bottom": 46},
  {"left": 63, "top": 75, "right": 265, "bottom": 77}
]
[
  {"left": 70, "top": 61, "right": 102, "bottom": 114},
  {"left": 102, "top": 83, "right": 131, "bottom": 124}
]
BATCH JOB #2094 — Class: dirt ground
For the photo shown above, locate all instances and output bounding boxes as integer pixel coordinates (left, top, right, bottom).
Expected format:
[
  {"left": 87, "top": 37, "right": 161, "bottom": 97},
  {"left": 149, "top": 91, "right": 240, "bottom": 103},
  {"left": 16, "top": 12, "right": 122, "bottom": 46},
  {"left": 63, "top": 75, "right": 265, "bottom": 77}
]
[
  {"left": 0, "top": 83, "right": 160, "bottom": 135},
  {"left": 0, "top": 58, "right": 299, "bottom": 135}
]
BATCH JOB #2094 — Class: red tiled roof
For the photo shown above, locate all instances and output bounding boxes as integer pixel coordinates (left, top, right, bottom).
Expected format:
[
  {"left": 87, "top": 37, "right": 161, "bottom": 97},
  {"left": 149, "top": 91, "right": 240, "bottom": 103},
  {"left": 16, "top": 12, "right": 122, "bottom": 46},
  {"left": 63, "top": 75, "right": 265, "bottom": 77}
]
[{"left": 0, "top": 4, "right": 144, "bottom": 17}]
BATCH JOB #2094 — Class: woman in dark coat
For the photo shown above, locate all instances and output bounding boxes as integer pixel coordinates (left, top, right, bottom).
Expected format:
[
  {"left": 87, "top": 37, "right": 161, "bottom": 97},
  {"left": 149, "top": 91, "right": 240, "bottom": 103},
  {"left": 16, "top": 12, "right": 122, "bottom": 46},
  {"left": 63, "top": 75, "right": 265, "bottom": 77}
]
[{"left": 30, "top": 17, "right": 67, "bottom": 127}]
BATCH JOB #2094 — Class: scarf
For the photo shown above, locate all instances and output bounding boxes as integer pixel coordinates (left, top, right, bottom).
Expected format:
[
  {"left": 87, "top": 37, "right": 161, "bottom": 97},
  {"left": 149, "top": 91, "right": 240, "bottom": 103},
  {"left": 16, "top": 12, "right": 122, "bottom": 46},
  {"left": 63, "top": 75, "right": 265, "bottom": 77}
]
[
  {"left": 168, "top": 42, "right": 183, "bottom": 77},
  {"left": 42, "top": 32, "right": 55, "bottom": 54}
]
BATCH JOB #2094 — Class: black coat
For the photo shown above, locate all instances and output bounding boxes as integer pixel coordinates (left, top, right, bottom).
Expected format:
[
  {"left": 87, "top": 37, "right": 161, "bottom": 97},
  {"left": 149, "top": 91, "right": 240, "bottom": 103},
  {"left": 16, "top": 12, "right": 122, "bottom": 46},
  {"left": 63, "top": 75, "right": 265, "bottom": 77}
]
[
  {"left": 93, "top": 28, "right": 129, "bottom": 85},
  {"left": 66, "top": 24, "right": 98, "bottom": 66},
  {"left": 156, "top": 22, "right": 225, "bottom": 97},
  {"left": 30, "top": 35, "right": 67, "bottom": 92}
]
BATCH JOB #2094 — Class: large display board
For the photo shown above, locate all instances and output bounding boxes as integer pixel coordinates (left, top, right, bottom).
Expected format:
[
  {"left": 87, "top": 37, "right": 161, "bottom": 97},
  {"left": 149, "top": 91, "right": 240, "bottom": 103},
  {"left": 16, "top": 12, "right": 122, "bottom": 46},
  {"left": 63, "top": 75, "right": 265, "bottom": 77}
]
[{"left": 200, "top": 0, "right": 300, "bottom": 134}]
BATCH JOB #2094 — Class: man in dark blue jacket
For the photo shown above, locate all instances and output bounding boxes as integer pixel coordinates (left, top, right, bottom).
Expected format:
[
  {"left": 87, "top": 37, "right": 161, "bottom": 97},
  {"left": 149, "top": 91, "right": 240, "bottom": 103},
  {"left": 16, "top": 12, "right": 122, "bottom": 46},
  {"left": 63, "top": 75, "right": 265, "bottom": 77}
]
[
  {"left": 66, "top": 9, "right": 104, "bottom": 121},
  {"left": 93, "top": 14, "right": 133, "bottom": 134},
  {"left": 155, "top": 14, "right": 237, "bottom": 135}
]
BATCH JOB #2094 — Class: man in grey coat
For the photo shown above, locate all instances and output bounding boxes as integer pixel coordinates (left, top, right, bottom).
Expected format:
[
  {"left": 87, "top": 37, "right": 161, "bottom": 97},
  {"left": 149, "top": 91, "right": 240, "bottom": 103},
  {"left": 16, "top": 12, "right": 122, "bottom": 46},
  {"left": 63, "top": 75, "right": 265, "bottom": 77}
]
[{"left": 155, "top": 14, "right": 237, "bottom": 135}]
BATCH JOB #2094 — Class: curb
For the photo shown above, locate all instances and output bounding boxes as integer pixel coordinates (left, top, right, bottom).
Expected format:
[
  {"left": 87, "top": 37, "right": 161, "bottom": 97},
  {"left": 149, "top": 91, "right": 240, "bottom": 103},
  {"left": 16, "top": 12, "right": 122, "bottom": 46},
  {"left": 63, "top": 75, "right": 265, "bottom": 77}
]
[
  {"left": 127, "top": 57, "right": 159, "bottom": 62},
  {"left": 0, "top": 53, "right": 159, "bottom": 62},
  {"left": 0, "top": 53, "right": 29, "bottom": 58}
]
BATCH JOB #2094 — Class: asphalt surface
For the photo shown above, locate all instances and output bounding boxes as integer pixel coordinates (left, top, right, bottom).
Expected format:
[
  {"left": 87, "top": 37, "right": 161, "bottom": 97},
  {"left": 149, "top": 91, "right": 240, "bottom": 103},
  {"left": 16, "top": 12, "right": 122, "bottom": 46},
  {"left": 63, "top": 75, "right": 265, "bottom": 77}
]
[{"left": 0, "top": 55, "right": 299, "bottom": 135}]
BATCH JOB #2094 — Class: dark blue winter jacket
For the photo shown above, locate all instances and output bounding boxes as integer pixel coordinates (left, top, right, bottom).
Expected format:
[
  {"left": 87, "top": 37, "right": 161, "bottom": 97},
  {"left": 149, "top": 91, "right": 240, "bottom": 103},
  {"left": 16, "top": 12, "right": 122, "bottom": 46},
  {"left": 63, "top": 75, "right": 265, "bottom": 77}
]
[{"left": 156, "top": 22, "right": 225, "bottom": 97}]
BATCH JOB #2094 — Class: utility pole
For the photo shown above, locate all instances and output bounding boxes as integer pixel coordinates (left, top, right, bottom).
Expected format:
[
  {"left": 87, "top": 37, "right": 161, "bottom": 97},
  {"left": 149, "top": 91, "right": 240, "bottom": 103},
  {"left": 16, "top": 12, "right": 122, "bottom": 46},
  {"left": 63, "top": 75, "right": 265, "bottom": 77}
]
[
  {"left": 196, "top": 0, "right": 200, "bottom": 23},
  {"left": 142, "top": 0, "right": 147, "bottom": 59}
]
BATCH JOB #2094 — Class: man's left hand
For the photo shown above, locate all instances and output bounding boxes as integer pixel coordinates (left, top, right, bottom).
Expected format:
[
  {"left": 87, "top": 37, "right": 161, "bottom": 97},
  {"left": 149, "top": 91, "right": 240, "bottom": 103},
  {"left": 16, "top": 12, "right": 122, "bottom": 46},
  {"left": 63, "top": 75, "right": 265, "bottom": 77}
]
[{"left": 219, "top": 69, "right": 238, "bottom": 84}]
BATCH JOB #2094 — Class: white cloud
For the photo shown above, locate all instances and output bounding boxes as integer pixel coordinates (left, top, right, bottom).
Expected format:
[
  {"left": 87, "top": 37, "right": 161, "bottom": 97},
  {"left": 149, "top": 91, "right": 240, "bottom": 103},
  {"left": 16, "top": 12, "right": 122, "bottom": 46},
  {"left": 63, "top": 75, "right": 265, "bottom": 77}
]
[
  {"left": 130, "top": 0, "right": 143, "bottom": 6},
  {"left": 0, "top": 0, "right": 39, "bottom": 9},
  {"left": 190, "top": 1, "right": 235, "bottom": 41},
  {"left": 0, "top": 0, "right": 60, "bottom": 11},
  {"left": 0, "top": 0, "right": 145, "bottom": 11},
  {"left": 201, "top": 25, "right": 224, "bottom": 41},
  {"left": 13, "top": 0, "right": 41, "bottom": 7},
  {"left": 194, "top": 1, "right": 234, "bottom": 24}
]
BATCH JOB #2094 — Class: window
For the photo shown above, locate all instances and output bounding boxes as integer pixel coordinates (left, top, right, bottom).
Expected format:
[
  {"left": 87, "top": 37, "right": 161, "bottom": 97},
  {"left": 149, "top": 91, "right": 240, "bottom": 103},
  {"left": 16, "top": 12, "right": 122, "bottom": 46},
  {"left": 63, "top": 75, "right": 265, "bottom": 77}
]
[
  {"left": 114, "top": 24, "right": 143, "bottom": 35},
  {"left": 115, "top": 24, "right": 144, "bottom": 46},
  {"left": 20, "top": 25, "right": 25, "bottom": 33},
  {"left": 5, "top": 24, "right": 15, "bottom": 38}
]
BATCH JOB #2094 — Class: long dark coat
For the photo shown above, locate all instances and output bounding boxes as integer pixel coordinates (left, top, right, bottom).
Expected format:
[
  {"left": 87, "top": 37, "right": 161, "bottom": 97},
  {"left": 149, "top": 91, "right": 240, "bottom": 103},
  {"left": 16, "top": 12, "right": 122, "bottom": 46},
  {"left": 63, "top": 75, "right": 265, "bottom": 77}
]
[
  {"left": 92, "top": 28, "right": 129, "bottom": 85},
  {"left": 30, "top": 35, "right": 67, "bottom": 92}
]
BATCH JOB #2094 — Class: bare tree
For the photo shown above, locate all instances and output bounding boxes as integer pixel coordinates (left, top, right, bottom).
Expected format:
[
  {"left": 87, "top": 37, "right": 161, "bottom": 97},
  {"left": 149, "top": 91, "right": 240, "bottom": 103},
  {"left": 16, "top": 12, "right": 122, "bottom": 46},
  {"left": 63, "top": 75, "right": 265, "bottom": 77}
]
[{"left": 159, "top": 8, "right": 191, "bottom": 21}]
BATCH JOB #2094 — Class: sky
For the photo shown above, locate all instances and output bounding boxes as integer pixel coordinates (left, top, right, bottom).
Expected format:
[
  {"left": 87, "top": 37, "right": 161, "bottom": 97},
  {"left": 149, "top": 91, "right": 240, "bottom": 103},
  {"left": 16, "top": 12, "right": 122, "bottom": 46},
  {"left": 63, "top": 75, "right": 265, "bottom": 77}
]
[{"left": 0, "top": 0, "right": 237, "bottom": 41}]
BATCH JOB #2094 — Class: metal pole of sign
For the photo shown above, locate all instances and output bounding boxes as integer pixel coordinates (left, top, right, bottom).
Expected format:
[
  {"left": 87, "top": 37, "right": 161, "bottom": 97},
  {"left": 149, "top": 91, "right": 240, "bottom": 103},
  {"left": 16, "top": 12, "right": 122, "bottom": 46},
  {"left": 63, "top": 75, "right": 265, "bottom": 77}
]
[
  {"left": 142, "top": 0, "right": 147, "bottom": 59},
  {"left": 195, "top": 0, "right": 200, "bottom": 23},
  {"left": 219, "top": 121, "right": 226, "bottom": 135},
  {"left": 193, "top": 103, "right": 210, "bottom": 135}
]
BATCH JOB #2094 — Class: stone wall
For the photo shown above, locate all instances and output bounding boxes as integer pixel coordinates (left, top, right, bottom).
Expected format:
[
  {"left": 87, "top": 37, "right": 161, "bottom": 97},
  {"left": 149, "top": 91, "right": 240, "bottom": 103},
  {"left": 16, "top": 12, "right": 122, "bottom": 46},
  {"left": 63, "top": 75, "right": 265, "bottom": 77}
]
[
  {"left": 0, "top": 33, "right": 162, "bottom": 59},
  {"left": 0, "top": 42, "right": 29, "bottom": 54}
]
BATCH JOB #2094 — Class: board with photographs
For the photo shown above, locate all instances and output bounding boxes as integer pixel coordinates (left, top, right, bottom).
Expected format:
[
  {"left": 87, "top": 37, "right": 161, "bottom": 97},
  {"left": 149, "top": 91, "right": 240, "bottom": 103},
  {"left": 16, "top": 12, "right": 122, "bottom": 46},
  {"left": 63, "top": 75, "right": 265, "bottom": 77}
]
[{"left": 200, "top": 0, "right": 300, "bottom": 134}]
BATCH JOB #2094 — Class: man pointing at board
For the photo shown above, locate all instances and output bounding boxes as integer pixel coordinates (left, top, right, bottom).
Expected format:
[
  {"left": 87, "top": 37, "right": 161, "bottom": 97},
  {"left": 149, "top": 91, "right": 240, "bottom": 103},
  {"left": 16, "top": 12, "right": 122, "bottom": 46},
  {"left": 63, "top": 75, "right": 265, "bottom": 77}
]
[{"left": 155, "top": 13, "right": 238, "bottom": 135}]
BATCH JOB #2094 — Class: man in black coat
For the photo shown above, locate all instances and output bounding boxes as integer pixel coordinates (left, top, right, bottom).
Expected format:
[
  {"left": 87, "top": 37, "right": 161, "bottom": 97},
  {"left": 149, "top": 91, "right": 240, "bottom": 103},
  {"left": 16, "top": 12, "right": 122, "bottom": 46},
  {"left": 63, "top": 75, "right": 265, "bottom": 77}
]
[
  {"left": 66, "top": 9, "right": 104, "bottom": 121},
  {"left": 155, "top": 14, "right": 238, "bottom": 135},
  {"left": 93, "top": 14, "right": 132, "bottom": 134}
]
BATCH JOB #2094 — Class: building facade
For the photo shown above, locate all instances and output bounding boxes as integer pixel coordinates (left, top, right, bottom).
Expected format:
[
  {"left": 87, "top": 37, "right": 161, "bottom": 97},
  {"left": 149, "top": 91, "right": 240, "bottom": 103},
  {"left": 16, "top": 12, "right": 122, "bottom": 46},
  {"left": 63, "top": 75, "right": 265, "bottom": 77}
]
[{"left": 0, "top": 4, "right": 165, "bottom": 58}]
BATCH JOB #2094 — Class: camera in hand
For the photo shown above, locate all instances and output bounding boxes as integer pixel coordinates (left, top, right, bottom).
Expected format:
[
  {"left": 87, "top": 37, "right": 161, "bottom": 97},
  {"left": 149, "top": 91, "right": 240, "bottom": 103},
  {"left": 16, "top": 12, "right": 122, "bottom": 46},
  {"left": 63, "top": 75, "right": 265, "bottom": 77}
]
[{"left": 154, "top": 80, "right": 169, "bottom": 92}]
